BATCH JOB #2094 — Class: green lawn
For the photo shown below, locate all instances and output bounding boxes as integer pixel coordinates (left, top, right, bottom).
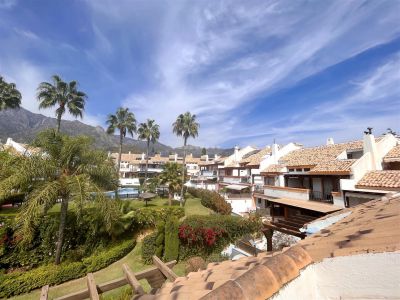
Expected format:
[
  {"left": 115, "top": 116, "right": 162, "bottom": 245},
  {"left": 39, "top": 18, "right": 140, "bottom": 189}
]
[
  {"left": 10, "top": 241, "right": 186, "bottom": 300},
  {"left": 6, "top": 194, "right": 209, "bottom": 300}
]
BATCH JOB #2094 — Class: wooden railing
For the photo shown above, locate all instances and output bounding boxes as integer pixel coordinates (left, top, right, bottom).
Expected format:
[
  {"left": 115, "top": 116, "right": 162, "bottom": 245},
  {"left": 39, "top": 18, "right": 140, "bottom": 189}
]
[{"left": 39, "top": 256, "right": 177, "bottom": 300}]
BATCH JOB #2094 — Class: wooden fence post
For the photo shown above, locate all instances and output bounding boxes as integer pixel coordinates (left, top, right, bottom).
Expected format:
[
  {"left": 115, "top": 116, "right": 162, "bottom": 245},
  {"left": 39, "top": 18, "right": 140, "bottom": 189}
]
[
  {"left": 122, "top": 263, "right": 145, "bottom": 295},
  {"left": 87, "top": 273, "right": 99, "bottom": 300},
  {"left": 40, "top": 285, "right": 49, "bottom": 300},
  {"left": 152, "top": 256, "right": 178, "bottom": 282}
]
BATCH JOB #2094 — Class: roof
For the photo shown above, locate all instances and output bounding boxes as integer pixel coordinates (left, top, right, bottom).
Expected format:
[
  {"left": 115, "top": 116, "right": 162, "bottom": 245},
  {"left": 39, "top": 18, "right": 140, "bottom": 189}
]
[
  {"left": 355, "top": 170, "right": 400, "bottom": 190},
  {"left": 240, "top": 147, "right": 271, "bottom": 166},
  {"left": 261, "top": 164, "right": 285, "bottom": 174},
  {"left": 279, "top": 140, "right": 366, "bottom": 167},
  {"left": 384, "top": 145, "right": 400, "bottom": 162},
  {"left": 308, "top": 159, "right": 356, "bottom": 175},
  {"left": 225, "top": 184, "right": 249, "bottom": 191},
  {"left": 137, "top": 193, "right": 400, "bottom": 299},
  {"left": 264, "top": 197, "right": 343, "bottom": 213},
  {"left": 300, "top": 193, "right": 400, "bottom": 262}
]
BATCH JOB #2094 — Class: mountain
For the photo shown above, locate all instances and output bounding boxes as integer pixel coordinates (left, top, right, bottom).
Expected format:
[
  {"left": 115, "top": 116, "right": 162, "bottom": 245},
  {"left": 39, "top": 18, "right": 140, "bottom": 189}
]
[{"left": 0, "top": 107, "right": 232, "bottom": 156}]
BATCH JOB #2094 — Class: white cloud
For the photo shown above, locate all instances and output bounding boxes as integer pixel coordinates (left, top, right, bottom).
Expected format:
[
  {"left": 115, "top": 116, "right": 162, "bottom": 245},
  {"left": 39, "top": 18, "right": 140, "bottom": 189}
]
[{"left": 0, "top": 0, "right": 16, "bottom": 9}]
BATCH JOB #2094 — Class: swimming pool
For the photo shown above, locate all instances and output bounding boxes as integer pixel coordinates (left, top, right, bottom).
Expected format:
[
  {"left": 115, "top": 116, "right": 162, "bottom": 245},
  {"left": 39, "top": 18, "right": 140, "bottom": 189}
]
[{"left": 105, "top": 188, "right": 139, "bottom": 199}]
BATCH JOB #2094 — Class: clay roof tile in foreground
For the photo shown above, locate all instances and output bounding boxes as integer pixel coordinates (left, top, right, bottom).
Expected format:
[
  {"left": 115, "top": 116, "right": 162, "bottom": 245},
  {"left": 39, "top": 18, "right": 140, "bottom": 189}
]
[
  {"left": 355, "top": 170, "right": 400, "bottom": 190},
  {"left": 136, "top": 192, "right": 400, "bottom": 300},
  {"left": 261, "top": 164, "right": 286, "bottom": 174},
  {"left": 384, "top": 145, "right": 400, "bottom": 162}
]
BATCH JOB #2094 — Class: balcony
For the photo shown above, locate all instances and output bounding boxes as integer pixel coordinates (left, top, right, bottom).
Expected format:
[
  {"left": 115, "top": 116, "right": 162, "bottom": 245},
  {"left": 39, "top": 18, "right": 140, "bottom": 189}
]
[
  {"left": 309, "top": 190, "right": 334, "bottom": 204},
  {"left": 225, "top": 193, "right": 252, "bottom": 199},
  {"left": 202, "top": 170, "right": 217, "bottom": 177},
  {"left": 220, "top": 176, "right": 251, "bottom": 185},
  {"left": 262, "top": 185, "right": 310, "bottom": 201}
]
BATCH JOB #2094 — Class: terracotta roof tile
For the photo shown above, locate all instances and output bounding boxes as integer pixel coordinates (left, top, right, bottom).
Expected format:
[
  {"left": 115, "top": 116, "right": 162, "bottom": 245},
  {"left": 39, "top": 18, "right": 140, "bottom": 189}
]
[
  {"left": 308, "top": 159, "right": 356, "bottom": 174},
  {"left": 136, "top": 193, "right": 400, "bottom": 300},
  {"left": 300, "top": 193, "right": 400, "bottom": 262},
  {"left": 384, "top": 145, "right": 400, "bottom": 162},
  {"left": 261, "top": 164, "right": 285, "bottom": 174},
  {"left": 356, "top": 170, "right": 400, "bottom": 190},
  {"left": 241, "top": 147, "right": 272, "bottom": 166}
]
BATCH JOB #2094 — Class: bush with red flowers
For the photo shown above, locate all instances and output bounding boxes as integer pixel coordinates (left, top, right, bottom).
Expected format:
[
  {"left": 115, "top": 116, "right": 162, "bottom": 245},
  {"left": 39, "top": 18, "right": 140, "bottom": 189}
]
[{"left": 178, "top": 215, "right": 261, "bottom": 259}]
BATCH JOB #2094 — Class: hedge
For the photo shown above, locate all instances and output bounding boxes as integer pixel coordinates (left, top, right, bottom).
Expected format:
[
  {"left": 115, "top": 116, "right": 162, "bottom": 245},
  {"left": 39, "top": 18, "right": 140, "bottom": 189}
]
[
  {"left": 141, "top": 232, "right": 157, "bottom": 264},
  {"left": 123, "top": 206, "right": 185, "bottom": 227},
  {"left": 164, "top": 218, "right": 179, "bottom": 262},
  {"left": 0, "top": 239, "right": 135, "bottom": 298},
  {"left": 187, "top": 188, "right": 232, "bottom": 215}
]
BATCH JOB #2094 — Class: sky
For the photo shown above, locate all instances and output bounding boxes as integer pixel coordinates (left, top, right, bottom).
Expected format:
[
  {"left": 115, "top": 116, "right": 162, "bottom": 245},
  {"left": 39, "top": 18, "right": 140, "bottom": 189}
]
[{"left": 0, "top": 0, "right": 399, "bottom": 148}]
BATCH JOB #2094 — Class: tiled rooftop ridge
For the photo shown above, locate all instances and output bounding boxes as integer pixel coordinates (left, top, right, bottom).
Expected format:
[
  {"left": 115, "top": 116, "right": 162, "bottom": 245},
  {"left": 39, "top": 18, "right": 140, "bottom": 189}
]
[{"left": 134, "top": 246, "right": 312, "bottom": 300}]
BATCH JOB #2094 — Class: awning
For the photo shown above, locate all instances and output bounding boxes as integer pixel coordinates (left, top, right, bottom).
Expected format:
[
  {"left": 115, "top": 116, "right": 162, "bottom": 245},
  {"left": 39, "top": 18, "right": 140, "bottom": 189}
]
[
  {"left": 265, "top": 197, "right": 342, "bottom": 214},
  {"left": 226, "top": 184, "right": 249, "bottom": 191}
]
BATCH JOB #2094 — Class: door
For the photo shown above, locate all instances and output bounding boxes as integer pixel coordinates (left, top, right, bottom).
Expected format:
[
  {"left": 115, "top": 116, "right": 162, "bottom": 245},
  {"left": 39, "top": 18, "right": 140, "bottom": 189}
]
[{"left": 312, "top": 178, "right": 322, "bottom": 199}]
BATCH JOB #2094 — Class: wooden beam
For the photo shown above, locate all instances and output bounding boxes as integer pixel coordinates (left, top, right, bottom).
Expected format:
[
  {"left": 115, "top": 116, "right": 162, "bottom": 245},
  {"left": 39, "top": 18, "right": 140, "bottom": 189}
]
[
  {"left": 55, "top": 261, "right": 176, "bottom": 300},
  {"left": 152, "top": 256, "right": 178, "bottom": 282},
  {"left": 87, "top": 273, "right": 99, "bottom": 300},
  {"left": 122, "top": 264, "right": 145, "bottom": 295},
  {"left": 40, "top": 285, "right": 49, "bottom": 300},
  {"left": 263, "top": 222, "right": 305, "bottom": 239}
]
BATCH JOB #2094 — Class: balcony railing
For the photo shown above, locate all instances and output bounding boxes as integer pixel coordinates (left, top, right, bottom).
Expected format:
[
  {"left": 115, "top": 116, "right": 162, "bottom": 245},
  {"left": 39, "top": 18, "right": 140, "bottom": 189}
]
[
  {"left": 226, "top": 193, "right": 252, "bottom": 199},
  {"left": 309, "top": 191, "right": 334, "bottom": 203},
  {"left": 263, "top": 185, "right": 310, "bottom": 201}
]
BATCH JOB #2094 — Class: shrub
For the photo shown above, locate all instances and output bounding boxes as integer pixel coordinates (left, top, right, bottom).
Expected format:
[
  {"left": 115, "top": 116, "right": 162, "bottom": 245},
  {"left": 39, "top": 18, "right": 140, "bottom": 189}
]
[
  {"left": 185, "top": 256, "right": 206, "bottom": 275},
  {"left": 123, "top": 207, "right": 185, "bottom": 227},
  {"left": 178, "top": 215, "right": 261, "bottom": 259},
  {"left": 164, "top": 218, "right": 179, "bottom": 262},
  {"left": 155, "top": 222, "right": 165, "bottom": 258},
  {"left": 141, "top": 232, "right": 157, "bottom": 264},
  {"left": 0, "top": 239, "right": 135, "bottom": 298},
  {"left": 187, "top": 188, "right": 232, "bottom": 215}
]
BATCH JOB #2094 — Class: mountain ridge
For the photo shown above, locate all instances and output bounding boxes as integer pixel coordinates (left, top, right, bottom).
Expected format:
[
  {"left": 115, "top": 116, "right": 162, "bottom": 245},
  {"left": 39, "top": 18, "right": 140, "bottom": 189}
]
[{"left": 0, "top": 107, "right": 233, "bottom": 156}]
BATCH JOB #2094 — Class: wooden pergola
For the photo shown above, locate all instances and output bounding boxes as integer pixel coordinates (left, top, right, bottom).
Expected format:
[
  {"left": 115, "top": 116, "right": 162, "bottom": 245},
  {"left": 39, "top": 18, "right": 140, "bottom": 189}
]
[{"left": 40, "top": 256, "right": 177, "bottom": 300}]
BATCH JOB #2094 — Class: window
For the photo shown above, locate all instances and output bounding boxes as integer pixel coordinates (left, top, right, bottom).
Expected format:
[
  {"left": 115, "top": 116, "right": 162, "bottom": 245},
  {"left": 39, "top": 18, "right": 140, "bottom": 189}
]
[
  {"left": 296, "top": 168, "right": 302, "bottom": 172},
  {"left": 304, "top": 168, "right": 310, "bottom": 172},
  {"left": 288, "top": 168, "right": 295, "bottom": 172},
  {"left": 258, "top": 199, "right": 261, "bottom": 204}
]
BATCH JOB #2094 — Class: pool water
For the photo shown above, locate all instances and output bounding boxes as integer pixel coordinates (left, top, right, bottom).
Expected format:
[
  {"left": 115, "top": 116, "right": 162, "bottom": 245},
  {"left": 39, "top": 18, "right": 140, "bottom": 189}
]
[{"left": 105, "top": 188, "right": 139, "bottom": 199}]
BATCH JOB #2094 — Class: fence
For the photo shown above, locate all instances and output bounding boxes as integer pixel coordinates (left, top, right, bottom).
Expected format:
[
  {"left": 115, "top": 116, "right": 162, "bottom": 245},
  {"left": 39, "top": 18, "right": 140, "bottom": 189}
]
[{"left": 39, "top": 256, "right": 177, "bottom": 300}]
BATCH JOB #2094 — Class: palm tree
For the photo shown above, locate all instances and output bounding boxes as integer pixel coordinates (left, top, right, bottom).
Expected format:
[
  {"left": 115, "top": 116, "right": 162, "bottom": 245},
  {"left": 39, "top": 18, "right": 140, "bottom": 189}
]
[
  {"left": 158, "top": 162, "right": 182, "bottom": 206},
  {"left": 106, "top": 107, "right": 137, "bottom": 173},
  {"left": 0, "top": 76, "right": 21, "bottom": 111},
  {"left": 137, "top": 119, "right": 160, "bottom": 189},
  {"left": 37, "top": 75, "right": 87, "bottom": 133},
  {"left": 172, "top": 112, "right": 199, "bottom": 206},
  {"left": 0, "top": 130, "right": 119, "bottom": 264}
]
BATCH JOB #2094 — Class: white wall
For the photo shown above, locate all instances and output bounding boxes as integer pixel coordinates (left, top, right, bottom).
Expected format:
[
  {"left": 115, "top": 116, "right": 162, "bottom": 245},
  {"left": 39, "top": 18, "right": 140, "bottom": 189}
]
[
  {"left": 264, "top": 186, "right": 309, "bottom": 201},
  {"left": 226, "top": 199, "right": 254, "bottom": 215},
  {"left": 272, "top": 252, "right": 400, "bottom": 300}
]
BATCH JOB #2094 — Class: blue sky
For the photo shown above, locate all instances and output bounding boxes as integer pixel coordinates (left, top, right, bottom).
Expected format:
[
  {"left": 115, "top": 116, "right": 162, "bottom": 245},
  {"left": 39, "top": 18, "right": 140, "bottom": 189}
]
[{"left": 0, "top": 0, "right": 399, "bottom": 148}]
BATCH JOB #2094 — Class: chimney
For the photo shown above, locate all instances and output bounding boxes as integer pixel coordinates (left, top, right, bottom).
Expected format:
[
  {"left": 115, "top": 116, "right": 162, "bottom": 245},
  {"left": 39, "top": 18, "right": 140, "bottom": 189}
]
[
  {"left": 174, "top": 153, "right": 178, "bottom": 161},
  {"left": 326, "top": 138, "right": 334, "bottom": 145},
  {"left": 6, "top": 138, "right": 13, "bottom": 146},
  {"left": 141, "top": 153, "right": 145, "bottom": 160},
  {"left": 363, "top": 129, "right": 382, "bottom": 170}
]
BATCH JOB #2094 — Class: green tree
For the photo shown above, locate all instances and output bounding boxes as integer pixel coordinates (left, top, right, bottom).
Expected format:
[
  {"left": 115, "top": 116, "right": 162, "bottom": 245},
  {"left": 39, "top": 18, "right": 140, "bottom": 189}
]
[
  {"left": 158, "top": 162, "right": 182, "bottom": 206},
  {"left": 0, "top": 76, "right": 21, "bottom": 111},
  {"left": 37, "top": 75, "right": 87, "bottom": 133},
  {"left": 137, "top": 119, "right": 160, "bottom": 189},
  {"left": 0, "top": 130, "right": 119, "bottom": 264},
  {"left": 201, "top": 147, "right": 207, "bottom": 156},
  {"left": 106, "top": 107, "right": 137, "bottom": 172},
  {"left": 172, "top": 112, "right": 199, "bottom": 206}
]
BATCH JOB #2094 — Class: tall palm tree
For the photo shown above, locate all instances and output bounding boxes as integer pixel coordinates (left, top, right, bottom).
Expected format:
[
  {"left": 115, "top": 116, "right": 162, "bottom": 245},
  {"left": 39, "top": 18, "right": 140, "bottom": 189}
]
[
  {"left": 137, "top": 119, "right": 160, "bottom": 188},
  {"left": 37, "top": 75, "right": 87, "bottom": 133},
  {"left": 172, "top": 112, "right": 199, "bottom": 206},
  {"left": 106, "top": 107, "right": 137, "bottom": 173},
  {"left": 0, "top": 76, "right": 21, "bottom": 111},
  {"left": 158, "top": 162, "right": 182, "bottom": 206},
  {"left": 0, "top": 130, "right": 119, "bottom": 264}
]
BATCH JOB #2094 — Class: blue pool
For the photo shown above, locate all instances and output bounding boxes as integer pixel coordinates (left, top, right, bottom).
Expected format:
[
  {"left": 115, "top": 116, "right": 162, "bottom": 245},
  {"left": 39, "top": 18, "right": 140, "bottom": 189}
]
[{"left": 105, "top": 188, "right": 139, "bottom": 199}]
